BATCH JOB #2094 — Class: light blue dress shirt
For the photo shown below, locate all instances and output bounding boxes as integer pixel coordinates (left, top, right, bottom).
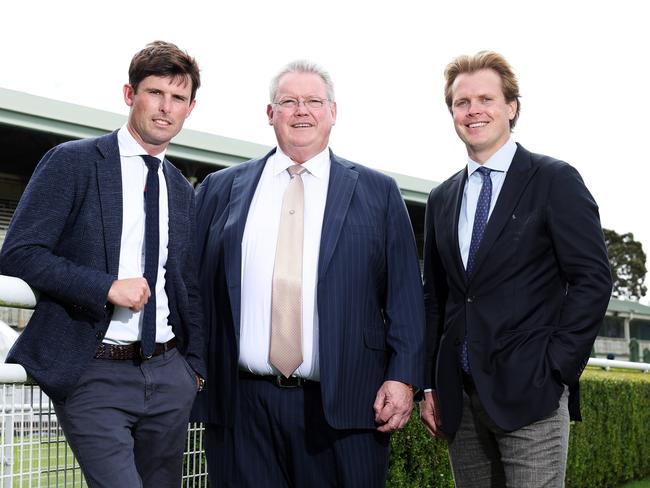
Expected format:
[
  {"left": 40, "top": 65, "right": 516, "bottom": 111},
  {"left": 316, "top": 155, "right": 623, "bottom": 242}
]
[{"left": 458, "top": 138, "right": 517, "bottom": 269}]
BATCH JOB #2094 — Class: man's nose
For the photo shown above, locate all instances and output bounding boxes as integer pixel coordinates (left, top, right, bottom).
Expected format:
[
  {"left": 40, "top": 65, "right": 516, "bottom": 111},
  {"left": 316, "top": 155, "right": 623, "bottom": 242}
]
[
  {"left": 467, "top": 101, "right": 481, "bottom": 115},
  {"left": 159, "top": 95, "right": 172, "bottom": 113},
  {"left": 294, "top": 100, "right": 310, "bottom": 114}
]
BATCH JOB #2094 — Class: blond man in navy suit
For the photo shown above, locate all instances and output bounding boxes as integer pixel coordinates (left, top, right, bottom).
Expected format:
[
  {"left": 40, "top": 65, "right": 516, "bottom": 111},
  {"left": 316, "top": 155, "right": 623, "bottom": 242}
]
[{"left": 420, "top": 51, "right": 612, "bottom": 487}]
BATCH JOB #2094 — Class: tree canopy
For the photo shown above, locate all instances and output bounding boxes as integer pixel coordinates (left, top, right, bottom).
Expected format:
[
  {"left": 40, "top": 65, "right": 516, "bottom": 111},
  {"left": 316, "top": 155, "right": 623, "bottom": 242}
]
[{"left": 604, "top": 228, "right": 647, "bottom": 300}]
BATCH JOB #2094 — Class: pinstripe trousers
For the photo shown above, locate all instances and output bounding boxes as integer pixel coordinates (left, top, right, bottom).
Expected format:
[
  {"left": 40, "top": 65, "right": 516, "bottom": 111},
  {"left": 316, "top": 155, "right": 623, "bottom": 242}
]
[{"left": 205, "top": 374, "right": 390, "bottom": 487}]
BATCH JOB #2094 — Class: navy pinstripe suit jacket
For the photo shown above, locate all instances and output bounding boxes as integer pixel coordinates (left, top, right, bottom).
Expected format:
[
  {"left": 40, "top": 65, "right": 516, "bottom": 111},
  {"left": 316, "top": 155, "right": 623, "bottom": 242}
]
[
  {"left": 192, "top": 149, "right": 425, "bottom": 429},
  {"left": 0, "top": 131, "right": 206, "bottom": 401}
]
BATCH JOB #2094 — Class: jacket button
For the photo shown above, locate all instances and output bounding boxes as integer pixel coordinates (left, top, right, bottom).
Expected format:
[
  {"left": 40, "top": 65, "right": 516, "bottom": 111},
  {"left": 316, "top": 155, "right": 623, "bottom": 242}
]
[
  {"left": 96, "top": 331, "right": 105, "bottom": 340},
  {"left": 466, "top": 296, "right": 474, "bottom": 303}
]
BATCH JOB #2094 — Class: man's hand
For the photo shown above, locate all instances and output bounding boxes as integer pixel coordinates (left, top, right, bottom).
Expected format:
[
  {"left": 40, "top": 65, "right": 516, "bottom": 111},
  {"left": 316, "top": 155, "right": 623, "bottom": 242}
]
[
  {"left": 373, "top": 380, "right": 414, "bottom": 433},
  {"left": 107, "top": 277, "right": 151, "bottom": 311},
  {"left": 419, "top": 390, "right": 446, "bottom": 438}
]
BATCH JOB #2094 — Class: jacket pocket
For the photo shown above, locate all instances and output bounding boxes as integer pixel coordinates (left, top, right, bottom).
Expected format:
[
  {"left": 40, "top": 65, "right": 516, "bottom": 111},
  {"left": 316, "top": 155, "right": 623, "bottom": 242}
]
[{"left": 363, "top": 327, "right": 387, "bottom": 351}]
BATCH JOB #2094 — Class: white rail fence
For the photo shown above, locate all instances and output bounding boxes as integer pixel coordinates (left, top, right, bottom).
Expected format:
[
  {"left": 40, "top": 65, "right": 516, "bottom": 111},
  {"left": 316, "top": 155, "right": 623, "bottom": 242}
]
[
  {"left": 0, "top": 378, "right": 208, "bottom": 487},
  {"left": 588, "top": 357, "right": 650, "bottom": 373},
  {"left": 0, "top": 275, "right": 208, "bottom": 487},
  {"left": 1, "top": 274, "right": 649, "bottom": 485}
]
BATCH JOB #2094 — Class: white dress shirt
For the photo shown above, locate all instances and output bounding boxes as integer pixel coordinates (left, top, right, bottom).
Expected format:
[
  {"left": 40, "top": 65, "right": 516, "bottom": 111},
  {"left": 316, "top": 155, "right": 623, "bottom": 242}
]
[
  {"left": 104, "top": 125, "right": 174, "bottom": 345},
  {"left": 239, "top": 147, "right": 330, "bottom": 380},
  {"left": 458, "top": 138, "right": 517, "bottom": 269}
]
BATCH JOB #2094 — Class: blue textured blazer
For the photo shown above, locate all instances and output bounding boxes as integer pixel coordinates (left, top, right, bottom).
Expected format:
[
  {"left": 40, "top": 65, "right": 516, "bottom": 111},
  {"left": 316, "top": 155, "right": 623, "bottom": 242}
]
[
  {"left": 423, "top": 144, "right": 612, "bottom": 433},
  {"left": 0, "top": 131, "right": 206, "bottom": 401},
  {"left": 192, "top": 149, "right": 425, "bottom": 429}
]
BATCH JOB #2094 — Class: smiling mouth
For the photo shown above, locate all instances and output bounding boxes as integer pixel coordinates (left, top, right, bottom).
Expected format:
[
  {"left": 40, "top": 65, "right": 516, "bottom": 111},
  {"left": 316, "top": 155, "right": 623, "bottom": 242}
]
[
  {"left": 467, "top": 122, "right": 488, "bottom": 129},
  {"left": 291, "top": 123, "right": 313, "bottom": 128},
  {"left": 153, "top": 118, "right": 173, "bottom": 127}
]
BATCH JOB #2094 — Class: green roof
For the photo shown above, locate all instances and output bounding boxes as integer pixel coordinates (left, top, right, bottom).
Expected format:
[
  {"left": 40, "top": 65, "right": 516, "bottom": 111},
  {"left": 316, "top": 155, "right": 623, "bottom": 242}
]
[
  {"left": 384, "top": 170, "right": 436, "bottom": 204},
  {"left": 0, "top": 87, "right": 437, "bottom": 204},
  {"left": 0, "top": 87, "right": 268, "bottom": 167},
  {"left": 608, "top": 297, "right": 650, "bottom": 317}
]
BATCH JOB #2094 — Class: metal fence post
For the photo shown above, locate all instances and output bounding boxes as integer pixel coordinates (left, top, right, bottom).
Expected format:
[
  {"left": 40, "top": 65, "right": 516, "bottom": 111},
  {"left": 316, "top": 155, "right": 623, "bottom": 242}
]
[{"left": 1, "top": 386, "right": 15, "bottom": 488}]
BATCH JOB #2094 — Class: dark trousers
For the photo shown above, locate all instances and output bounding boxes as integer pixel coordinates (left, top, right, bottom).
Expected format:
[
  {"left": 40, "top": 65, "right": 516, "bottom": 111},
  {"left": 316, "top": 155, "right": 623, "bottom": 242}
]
[
  {"left": 205, "top": 374, "right": 390, "bottom": 487},
  {"left": 53, "top": 348, "right": 197, "bottom": 488}
]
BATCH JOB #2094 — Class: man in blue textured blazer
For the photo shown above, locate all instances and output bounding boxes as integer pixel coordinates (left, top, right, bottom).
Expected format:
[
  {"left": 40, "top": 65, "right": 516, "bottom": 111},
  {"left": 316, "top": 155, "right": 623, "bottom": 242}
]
[
  {"left": 0, "top": 41, "right": 206, "bottom": 488},
  {"left": 193, "top": 60, "right": 425, "bottom": 487},
  {"left": 419, "top": 51, "right": 612, "bottom": 487}
]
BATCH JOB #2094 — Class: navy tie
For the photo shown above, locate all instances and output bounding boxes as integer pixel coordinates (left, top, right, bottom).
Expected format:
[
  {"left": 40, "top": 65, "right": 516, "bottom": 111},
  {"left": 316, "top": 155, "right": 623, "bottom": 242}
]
[
  {"left": 141, "top": 155, "right": 160, "bottom": 358},
  {"left": 461, "top": 166, "right": 492, "bottom": 373}
]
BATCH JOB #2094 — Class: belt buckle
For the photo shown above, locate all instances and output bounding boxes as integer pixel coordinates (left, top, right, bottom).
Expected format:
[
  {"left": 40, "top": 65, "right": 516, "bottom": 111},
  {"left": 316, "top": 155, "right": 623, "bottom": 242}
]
[{"left": 275, "top": 375, "right": 302, "bottom": 388}]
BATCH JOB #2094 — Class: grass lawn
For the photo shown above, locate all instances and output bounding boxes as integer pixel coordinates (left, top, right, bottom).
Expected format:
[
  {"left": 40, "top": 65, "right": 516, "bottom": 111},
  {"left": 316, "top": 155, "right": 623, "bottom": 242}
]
[
  {"left": 619, "top": 479, "right": 650, "bottom": 488},
  {"left": 7, "top": 435, "right": 86, "bottom": 487}
]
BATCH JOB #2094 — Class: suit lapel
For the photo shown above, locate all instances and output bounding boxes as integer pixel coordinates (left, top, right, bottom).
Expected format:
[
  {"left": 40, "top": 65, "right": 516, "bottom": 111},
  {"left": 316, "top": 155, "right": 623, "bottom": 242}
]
[
  {"left": 449, "top": 169, "right": 468, "bottom": 284},
  {"left": 95, "top": 132, "right": 122, "bottom": 277},
  {"left": 318, "top": 152, "right": 358, "bottom": 280},
  {"left": 469, "top": 144, "right": 538, "bottom": 281},
  {"left": 223, "top": 152, "right": 270, "bottom": 333}
]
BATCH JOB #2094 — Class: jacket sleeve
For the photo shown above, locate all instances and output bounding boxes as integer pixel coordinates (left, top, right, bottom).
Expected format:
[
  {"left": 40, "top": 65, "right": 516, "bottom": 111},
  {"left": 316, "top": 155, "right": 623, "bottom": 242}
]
[
  {"left": 181, "top": 190, "right": 207, "bottom": 379},
  {"left": 383, "top": 179, "right": 426, "bottom": 389},
  {"left": 546, "top": 163, "right": 612, "bottom": 385},
  {"left": 0, "top": 145, "right": 114, "bottom": 320},
  {"left": 422, "top": 188, "right": 449, "bottom": 388}
]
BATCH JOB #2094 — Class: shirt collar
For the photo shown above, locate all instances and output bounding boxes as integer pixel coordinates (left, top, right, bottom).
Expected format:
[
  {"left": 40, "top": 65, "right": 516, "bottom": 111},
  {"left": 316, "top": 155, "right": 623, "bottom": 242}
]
[
  {"left": 467, "top": 137, "right": 517, "bottom": 177},
  {"left": 117, "top": 124, "right": 166, "bottom": 163},
  {"left": 272, "top": 146, "right": 330, "bottom": 179}
]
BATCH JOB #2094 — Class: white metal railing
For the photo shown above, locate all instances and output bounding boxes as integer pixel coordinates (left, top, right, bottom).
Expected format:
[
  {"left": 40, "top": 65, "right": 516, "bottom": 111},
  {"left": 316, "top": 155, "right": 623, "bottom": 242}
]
[
  {"left": 0, "top": 375, "right": 208, "bottom": 487},
  {"left": 0, "top": 276, "right": 37, "bottom": 310},
  {"left": 0, "top": 275, "right": 208, "bottom": 486},
  {"left": 587, "top": 357, "right": 650, "bottom": 373}
]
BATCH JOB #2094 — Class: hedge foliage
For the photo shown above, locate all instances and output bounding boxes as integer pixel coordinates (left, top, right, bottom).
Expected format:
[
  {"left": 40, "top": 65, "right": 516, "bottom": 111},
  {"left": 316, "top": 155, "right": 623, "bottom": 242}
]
[{"left": 387, "top": 367, "right": 650, "bottom": 487}]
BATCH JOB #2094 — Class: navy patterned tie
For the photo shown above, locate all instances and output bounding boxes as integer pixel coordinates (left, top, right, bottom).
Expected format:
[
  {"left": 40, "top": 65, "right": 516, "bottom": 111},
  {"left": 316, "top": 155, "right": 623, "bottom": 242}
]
[
  {"left": 461, "top": 166, "right": 492, "bottom": 373},
  {"left": 141, "top": 155, "right": 160, "bottom": 358}
]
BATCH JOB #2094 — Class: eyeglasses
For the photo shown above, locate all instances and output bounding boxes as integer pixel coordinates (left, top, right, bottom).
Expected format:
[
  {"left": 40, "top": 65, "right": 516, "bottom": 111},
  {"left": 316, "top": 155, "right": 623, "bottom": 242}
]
[{"left": 272, "top": 98, "right": 330, "bottom": 109}]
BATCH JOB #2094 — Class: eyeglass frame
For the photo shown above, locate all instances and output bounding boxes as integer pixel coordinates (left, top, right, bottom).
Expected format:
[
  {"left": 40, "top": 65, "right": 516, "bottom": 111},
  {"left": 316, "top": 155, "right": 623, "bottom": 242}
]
[{"left": 271, "top": 97, "right": 331, "bottom": 110}]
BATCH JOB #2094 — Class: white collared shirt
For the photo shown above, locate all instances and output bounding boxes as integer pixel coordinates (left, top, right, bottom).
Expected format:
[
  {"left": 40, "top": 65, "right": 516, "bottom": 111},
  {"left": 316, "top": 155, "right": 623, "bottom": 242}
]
[
  {"left": 103, "top": 125, "right": 174, "bottom": 345},
  {"left": 239, "top": 146, "right": 330, "bottom": 380},
  {"left": 458, "top": 137, "right": 517, "bottom": 269}
]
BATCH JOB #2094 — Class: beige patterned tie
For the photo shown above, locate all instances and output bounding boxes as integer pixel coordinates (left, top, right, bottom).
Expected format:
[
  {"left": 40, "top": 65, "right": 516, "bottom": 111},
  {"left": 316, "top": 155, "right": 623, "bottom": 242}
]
[{"left": 270, "top": 164, "right": 307, "bottom": 378}]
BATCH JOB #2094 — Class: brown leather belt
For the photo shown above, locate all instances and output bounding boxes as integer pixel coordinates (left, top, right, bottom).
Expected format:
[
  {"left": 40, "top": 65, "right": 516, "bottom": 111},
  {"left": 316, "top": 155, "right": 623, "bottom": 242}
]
[
  {"left": 238, "top": 370, "right": 317, "bottom": 388},
  {"left": 94, "top": 338, "right": 177, "bottom": 360}
]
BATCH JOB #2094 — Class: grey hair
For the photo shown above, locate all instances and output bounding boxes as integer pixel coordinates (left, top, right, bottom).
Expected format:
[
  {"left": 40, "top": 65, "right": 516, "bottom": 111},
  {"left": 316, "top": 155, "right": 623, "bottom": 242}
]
[{"left": 269, "top": 59, "right": 335, "bottom": 103}]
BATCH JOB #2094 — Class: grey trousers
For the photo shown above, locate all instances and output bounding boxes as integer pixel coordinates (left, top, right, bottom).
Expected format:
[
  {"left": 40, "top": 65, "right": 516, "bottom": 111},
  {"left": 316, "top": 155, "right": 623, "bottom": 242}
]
[
  {"left": 448, "top": 382, "right": 569, "bottom": 488},
  {"left": 53, "top": 348, "right": 197, "bottom": 488}
]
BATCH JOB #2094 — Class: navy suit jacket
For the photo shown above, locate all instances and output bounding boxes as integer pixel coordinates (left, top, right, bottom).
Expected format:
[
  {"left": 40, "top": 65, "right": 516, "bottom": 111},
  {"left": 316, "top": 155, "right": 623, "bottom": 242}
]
[
  {"left": 192, "top": 149, "right": 425, "bottom": 430},
  {"left": 0, "top": 131, "right": 206, "bottom": 401},
  {"left": 423, "top": 144, "right": 612, "bottom": 434}
]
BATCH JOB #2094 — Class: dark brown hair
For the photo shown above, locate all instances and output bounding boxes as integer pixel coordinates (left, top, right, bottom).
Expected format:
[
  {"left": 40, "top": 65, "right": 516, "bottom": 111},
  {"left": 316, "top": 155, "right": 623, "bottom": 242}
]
[
  {"left": 129, "top": 41, "right": 201, "bottom": 102},
  {"left": 444, "top": 51, "right": 521, "bottom": 129}
]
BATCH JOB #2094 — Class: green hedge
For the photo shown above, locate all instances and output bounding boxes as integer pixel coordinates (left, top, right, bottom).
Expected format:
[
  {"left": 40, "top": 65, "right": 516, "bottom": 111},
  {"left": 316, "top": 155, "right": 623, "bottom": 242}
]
[{"left": 387, "top": 367, "right": 650, "bottom": 488}]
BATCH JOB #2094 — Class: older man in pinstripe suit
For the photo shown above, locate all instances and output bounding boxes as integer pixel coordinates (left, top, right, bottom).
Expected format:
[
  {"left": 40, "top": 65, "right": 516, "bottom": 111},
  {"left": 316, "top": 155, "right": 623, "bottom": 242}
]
[{"left": 192, "top": 60, "right": 425, "bottom": 487}]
